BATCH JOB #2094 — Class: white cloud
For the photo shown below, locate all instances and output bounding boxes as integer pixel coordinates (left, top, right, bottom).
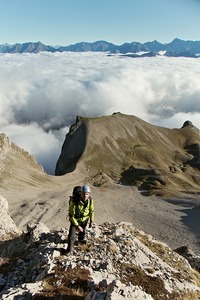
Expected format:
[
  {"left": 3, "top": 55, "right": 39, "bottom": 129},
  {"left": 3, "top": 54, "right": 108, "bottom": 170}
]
[{"left": 0, "top": 52, "right": 200, "bottom": 173}]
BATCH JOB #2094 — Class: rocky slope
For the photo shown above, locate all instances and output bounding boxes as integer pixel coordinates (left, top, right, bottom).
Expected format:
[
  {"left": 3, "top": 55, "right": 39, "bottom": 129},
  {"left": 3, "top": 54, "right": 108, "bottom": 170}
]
[
  {"left": 1, "top": 115, "right": 200, "bottom": 256},
  {"left": 0, "top": 133, "right": 59, "bottom": 192},
  {"left": 1, "top": 115, "right": 200, "bottom": 299},
  {"left": 0, "top": 196, "right": 200, "bottom": 300},
  {"left": 56, "top": 113, "right": 200, "bottom": 197}
]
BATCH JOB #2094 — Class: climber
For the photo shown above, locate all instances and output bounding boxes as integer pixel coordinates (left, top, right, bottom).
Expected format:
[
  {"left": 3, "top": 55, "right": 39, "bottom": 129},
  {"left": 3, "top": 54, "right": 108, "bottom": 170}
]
[{"left": 65, "top": 185, "right": 94, "bottom": 254}]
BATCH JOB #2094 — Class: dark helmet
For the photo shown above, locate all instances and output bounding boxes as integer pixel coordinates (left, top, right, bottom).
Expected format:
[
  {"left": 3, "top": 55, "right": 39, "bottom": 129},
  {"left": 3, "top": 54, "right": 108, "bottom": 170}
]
[{"left": 72, "top": 186, "right": 82, "bottom": 196}]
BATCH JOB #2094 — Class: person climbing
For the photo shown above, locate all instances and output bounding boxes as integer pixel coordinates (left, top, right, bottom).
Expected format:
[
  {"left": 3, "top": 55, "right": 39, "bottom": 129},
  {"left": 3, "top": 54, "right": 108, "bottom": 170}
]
[{"left": 65, "top": 185, "right": 94, "bottom": 254}]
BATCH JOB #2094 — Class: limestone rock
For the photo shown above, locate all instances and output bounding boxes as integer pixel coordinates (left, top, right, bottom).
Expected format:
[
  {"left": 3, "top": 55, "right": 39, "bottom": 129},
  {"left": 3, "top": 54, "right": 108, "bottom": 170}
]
[
  {"left": 0, "top": 222, "right": 200, "bottom": 299},
  {"left": 0, "top": 195, "right": 22, "bottom": 240},
  {"left": 26, "top": 221, "right": 50, "bottom": 242}
]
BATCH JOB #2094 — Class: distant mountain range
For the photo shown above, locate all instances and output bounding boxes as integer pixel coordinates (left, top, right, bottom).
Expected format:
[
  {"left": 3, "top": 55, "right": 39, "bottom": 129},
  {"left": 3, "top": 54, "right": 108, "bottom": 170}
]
[{"left": 1, "top": 38, "right": 200, "bottom": 57}]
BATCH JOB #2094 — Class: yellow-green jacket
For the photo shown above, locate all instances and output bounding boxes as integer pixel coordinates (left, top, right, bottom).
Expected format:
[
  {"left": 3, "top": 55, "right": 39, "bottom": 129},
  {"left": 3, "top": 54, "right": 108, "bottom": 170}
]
[{"left": 69, "top": 196, "right": 94, "bottom": 227}]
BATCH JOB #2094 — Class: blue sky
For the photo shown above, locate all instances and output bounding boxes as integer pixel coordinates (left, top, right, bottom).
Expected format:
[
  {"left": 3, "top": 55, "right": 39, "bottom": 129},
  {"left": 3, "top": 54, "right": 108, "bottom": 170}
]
[{"left": 1, "top": 0, "right": 200, "bottom": 46}]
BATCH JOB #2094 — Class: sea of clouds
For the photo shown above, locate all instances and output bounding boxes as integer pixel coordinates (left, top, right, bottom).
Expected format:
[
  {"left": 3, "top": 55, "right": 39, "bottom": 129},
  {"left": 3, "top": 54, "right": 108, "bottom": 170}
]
[{"left": 0, "top": 51, "right": 200, "bottom": 174}]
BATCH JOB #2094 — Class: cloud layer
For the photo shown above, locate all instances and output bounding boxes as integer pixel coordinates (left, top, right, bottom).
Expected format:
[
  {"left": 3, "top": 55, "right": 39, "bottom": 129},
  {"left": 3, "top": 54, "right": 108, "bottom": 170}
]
[{"left": 0, "top": 52, "right": 200, "bottom": 174}]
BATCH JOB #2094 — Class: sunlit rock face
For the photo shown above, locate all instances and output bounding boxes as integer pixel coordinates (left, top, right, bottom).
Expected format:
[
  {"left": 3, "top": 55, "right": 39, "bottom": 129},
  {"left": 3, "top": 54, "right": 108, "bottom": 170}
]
[{"left": 0, "top": 195, "right": 22, "bottom": 240}]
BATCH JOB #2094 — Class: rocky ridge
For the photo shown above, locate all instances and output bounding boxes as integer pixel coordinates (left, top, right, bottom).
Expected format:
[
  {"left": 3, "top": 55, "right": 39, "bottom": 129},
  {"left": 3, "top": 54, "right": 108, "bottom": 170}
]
[
  {"left": 0, "top": 196, "right": 200, "bottom": 300},
  {"left": 56, "top": 113, "right": 200, "bottom": 197},
  {"left": 0, "top": 133, "right": 52, "bottom": 191},
  {"left": 1, "top": 38, "right": 200, "bottom": 57}
]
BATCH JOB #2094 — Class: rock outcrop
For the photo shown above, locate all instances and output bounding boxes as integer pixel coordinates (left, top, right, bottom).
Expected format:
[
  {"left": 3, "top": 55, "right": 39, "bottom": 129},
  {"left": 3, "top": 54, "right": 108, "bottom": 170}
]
[
  {"left": 0, "top": 195, "right": 22, "bottom": 240},
  {"left": 0, "top": 221, "right": 200, "bottom": 299}
]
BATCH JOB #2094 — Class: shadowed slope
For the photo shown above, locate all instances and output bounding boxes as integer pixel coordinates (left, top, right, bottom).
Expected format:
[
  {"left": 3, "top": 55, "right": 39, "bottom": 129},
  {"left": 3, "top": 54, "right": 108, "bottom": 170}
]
[
  {"left": 55, "top": 116, "right": 87, "bottom": 175},
  {"left": 56, "top": 113, "right": 200, "bottom": 196}
]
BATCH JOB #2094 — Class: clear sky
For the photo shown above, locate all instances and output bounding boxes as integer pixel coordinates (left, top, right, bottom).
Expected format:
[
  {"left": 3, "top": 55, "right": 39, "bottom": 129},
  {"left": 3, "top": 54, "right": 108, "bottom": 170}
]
[{"left": 1, "top": 0, "right": 200, "bottom": 46}]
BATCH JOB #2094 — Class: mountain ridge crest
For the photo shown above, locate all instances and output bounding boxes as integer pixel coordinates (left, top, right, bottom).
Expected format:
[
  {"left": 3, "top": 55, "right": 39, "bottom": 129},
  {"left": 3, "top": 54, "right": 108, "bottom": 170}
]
[
  {"left": 1, "top": 38, "right": 200, "bottom": 57},
  {"left": 56, "top": 113, "right": 200, "bottom": 197}
]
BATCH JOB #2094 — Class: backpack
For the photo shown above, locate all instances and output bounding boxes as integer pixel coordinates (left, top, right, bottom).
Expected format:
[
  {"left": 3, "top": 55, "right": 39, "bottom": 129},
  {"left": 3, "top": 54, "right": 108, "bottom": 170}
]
[
  {"left": 68, "top": 186, "right": 81, "bottom": 219},
  {"left": 68, "top": 186, "right": 81, "bottom": 205},
  {"left": 72, "top": 186, "right": 82, "bottom": 196}
]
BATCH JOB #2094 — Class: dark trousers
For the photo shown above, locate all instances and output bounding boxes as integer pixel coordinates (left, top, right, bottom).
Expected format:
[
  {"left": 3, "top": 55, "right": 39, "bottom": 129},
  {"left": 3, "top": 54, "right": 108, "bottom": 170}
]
[{"left": 67, "top": 219, "right": 89, "bottom": 252}]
